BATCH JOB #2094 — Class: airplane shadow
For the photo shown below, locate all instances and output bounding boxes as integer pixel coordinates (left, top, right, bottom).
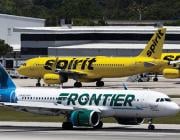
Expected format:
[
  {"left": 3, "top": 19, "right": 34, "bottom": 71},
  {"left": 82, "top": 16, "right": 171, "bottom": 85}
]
[{"left": 0, "top": 125, "right": 180, "bottom": 133}]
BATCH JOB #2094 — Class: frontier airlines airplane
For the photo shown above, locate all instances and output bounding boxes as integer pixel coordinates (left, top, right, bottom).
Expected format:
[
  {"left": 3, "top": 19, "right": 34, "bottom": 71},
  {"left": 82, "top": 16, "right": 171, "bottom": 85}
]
[
  {"left": 0, "top": 64, "right": 179, "bottom": 130},
  {"left": 17, "top": 28, "right": 170, "bottom": 87}
]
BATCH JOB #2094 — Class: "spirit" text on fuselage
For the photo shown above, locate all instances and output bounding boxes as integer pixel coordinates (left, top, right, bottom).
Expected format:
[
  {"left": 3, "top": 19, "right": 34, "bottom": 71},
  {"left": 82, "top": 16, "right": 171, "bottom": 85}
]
[{"left": 44, "top": 58, "right": 96, "bottom": 70}]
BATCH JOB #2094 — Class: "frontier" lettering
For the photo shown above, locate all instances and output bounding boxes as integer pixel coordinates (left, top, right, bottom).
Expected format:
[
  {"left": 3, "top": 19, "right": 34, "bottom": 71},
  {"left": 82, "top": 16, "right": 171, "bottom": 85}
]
[{"left": 57, "top": 93, "right": 135, "bottom": 107}]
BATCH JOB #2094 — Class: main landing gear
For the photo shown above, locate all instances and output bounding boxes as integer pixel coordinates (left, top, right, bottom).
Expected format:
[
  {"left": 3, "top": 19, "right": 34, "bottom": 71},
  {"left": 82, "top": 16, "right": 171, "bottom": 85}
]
[
  {"left": 62, "top": 121, "right": 73, "bottom": 130},
  {"left": 96, "top": 81, "right": 104, "bottom": 87},
  {"left": 74, "top": 80, "right": 104, "bottom": 87},
  {"left": 62, "top": 121, "right": 103, "bottom": 130},
  {"left": 148, "top": 118, "right": 155, "bottom": 130},
  {"left": 93, "top": 121, "right": 103, "bottom": 129},
  {"left": 153, "top": 74, "right": 158, "bottom": 82},
  {"left": 36, "top": 78, "right": 41, "bottom": 87},
  {"left": 74, "top": 81, "right": 82, "bottom": 87}
]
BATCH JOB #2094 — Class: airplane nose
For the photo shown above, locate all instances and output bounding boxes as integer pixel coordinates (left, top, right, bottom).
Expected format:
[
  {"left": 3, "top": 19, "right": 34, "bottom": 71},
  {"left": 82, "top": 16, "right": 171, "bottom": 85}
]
[
  {"left": 17, "top": 66, "right": 26, "bottom": 75},
  {"left": 170, "top": 103, "right": 180, "bottom": 114}
]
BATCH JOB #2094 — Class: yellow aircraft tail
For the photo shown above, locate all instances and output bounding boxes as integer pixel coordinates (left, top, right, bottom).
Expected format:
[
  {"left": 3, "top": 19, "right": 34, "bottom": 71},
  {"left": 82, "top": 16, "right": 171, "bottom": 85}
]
[{"left": 138, "top": 28, "right": 166, "bottom": 59}]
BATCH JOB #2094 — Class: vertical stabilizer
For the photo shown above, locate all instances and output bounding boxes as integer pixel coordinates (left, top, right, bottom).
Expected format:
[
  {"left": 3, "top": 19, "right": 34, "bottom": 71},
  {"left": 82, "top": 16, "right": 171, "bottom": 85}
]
[
  {"left": 138, "top": 28, "right": 166, "bottom": 59},
  {"left": 0, "top": 64, "right": 16, "bottom": 89}
]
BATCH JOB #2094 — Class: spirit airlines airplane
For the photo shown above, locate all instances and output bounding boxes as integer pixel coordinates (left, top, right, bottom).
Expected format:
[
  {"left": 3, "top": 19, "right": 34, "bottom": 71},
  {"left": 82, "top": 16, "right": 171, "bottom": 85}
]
[
  {"left": 137, "top": 53, "right": 180, "bottom": 82},
  {"left": 17, "top": 28, "right": 168, "bottom": 87},
  {"left": 0, "top": 64, "right": 179, "bottom": 130},
  {"left": 158, "top": 53, "right": 180, "bottom": 79}
]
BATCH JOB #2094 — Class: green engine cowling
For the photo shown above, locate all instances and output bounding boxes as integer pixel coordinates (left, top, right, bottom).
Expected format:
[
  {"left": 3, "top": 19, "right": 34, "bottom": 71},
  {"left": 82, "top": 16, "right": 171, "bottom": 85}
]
[{"left": 70, "top": 110, "right": 100, "bottom": 127}]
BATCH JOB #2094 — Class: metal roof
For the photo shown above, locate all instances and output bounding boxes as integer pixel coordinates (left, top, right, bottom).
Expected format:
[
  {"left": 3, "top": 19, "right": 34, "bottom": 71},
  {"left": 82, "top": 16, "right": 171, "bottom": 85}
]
[
  {"left": 0, "top": 13, "right": 45, "bottom": 22},
  {"left": 13, "top": 26, "right": 180, "bottom": 34},
  {"left": 49, "top": 43, "right": 180, "bottom": 50}
]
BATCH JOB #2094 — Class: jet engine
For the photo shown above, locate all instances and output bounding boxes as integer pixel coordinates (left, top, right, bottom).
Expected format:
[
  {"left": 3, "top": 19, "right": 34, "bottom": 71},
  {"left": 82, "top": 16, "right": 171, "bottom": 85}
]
[
  {"left": 43, "top": 73, "right": 68, "bottom": 84},
  {"left": 115, "top": 117, "right": 144, "bottom": 125},
  {"left": 43, "top": 73, "right": 61, "bottom": 84},
  {"left": 70, "top": 110, "right": 100, "bottom": 127},
  {"left": 163, "top": 68, "right": 180, "bottom": 79}
]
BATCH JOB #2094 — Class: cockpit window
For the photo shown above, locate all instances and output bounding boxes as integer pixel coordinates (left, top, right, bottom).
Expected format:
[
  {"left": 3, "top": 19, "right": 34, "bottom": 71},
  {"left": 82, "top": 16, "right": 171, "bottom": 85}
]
[
  {"left": 156, "top": 98, "right": 160, "bottom": 102},
  {"left": 156, "top": 98, "right": 171, "bottom": 102},
  {"left": 165, "top": 98, "right": 171, "bottom": 102},
  {"left": 22, "top": 63, "right": 26, "bottom": 66},
  {"left": 160, "top": 98, "right": 164, "bottom": 102}
]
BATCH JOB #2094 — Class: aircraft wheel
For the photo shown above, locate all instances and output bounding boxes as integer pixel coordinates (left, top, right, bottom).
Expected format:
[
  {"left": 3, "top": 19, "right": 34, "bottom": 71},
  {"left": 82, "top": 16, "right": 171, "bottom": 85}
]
[
  {"left": 96, "top": 81, "right": 104, "bottom": 87},
  {"left": 62, "top": 122, "right": 73, "bottom": 130},
  {"left": 148, "top": 124, "right": 155, "bottom": 130},
  {"left": 36, "top": 83, "right": 41, "bottom": 87},
  {"left": 153, "top": 77, "right": 158, "bottom": 82},
  {"left": 74, "top": 82, "right": 82, "bottom": 88},
  {"left": 93, "top": 121, "right": 103, "bottom": 129},
  {"left": 138, "top": 78, "right": 143, "bottom": 82}
]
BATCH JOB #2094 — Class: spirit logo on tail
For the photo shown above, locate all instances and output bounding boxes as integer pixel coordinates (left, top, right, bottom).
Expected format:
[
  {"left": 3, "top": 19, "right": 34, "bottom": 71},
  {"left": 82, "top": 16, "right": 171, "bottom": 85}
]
[{"left": 147, "top": 29, "right": 164, "bottom": 57}]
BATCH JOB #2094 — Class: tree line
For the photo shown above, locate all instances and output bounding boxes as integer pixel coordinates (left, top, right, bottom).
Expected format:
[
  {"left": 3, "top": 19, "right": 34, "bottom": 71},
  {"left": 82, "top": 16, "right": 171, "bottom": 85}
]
[{"left": 0, "top": 0, "right": 180, "bottom": 26}]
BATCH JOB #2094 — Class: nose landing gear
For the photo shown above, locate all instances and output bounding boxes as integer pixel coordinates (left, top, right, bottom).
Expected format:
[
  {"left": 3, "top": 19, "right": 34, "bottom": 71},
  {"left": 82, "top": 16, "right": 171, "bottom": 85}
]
[
  {"left": 148, "top": 118, "right": 155, "bottom": 130},
  {"left": 36, "top": 78, "right": 41, "bottom": 87}
]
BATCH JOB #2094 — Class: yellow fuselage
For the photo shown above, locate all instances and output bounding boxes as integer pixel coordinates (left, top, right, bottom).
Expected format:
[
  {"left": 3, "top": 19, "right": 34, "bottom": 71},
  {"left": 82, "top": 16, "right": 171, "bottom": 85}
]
[{"left": 18, "top": 56, "right": 167, "bottom": 82}]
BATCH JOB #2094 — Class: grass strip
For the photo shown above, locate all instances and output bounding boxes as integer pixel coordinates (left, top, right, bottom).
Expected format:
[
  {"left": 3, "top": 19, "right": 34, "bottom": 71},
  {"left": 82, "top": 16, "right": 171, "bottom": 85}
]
[{"left": 0, "top": 107, "right": 180, "bottom": 124}]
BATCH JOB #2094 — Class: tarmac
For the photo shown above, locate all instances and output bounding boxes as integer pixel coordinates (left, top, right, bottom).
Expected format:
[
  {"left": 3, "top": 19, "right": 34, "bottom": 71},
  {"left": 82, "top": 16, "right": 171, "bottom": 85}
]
[{"left": 0, "top": 122, "right": 180, "bottom": 140}]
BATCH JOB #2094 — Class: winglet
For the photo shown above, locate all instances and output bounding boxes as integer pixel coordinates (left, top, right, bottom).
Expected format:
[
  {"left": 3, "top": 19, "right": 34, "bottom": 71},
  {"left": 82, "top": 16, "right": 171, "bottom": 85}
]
[
  {"left": 138, "top": 28, "right": 166, "bottom": 59},
  {"left": 0, "top": 64, "right": 16, "bottom": 89},
  {"left": 122, "top": 83, "right": 128, "bottom": 90}
]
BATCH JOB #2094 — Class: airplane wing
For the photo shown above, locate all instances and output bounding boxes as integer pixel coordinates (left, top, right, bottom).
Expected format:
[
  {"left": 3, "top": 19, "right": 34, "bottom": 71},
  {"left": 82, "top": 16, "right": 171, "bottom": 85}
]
[
  {"left": 55, "top": 68, "right": 88, "bottom": 79},
  {"left": 0, "top": 101, "right": 74, "bottom": 115},
  {"left": 55, "top": 68, "right": 87, "bottom": 75},
  {"left": 0, "top": 101, "right": 102, "bottom": 116}
]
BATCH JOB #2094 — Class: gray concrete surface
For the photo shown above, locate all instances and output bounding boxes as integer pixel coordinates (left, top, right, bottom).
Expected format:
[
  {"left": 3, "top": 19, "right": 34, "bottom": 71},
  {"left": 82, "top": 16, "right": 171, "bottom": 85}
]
[
  {"left": 14, "top": 77, "right": 180, "bottom": 95},
  {"left": 0, "top": 122, "right": 180, "bottom": 140}
]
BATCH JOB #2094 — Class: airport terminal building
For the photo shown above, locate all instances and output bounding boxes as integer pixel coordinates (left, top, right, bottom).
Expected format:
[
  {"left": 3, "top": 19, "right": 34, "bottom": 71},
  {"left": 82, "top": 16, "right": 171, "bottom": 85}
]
[{"left": 14, "top": 26, "right": 180, "bottom": 59}]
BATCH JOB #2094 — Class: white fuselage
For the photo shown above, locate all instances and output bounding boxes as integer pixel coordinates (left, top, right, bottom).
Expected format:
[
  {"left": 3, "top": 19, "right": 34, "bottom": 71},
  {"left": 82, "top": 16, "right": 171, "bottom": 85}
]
[{"left": 15, "top": 88, "right": 179, "bottom": 118}]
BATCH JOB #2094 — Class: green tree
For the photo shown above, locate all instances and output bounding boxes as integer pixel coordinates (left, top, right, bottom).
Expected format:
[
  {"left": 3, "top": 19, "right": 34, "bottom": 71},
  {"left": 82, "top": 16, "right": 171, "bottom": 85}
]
[{"left": 0, "top": 40, "right": 13, "bottom": 57}]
